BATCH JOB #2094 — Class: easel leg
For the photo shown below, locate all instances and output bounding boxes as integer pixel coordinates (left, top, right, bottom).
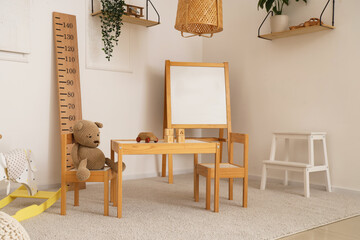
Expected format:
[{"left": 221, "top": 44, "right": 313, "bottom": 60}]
[
  {"left": 168, "top": 154, "right": 173, "bottom": 184},
  {"left": 194, "top": 154, "right": 199, "bottom": 202},
  {"left": 228, "top": 178, "right": 233, "bottom": 200},
  {"left": 214, "top": 143, "right": 220, "bottom": 212}
]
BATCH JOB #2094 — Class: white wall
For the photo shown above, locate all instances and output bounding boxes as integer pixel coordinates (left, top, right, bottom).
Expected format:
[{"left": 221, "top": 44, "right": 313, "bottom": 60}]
[
  {"left": 203, "top": 0, "right": 360, "bottom": 191},
  {"left": 0, "top": 0, "right": 202, "bottom": 187},
  {"left": 2, "top": 0, "right": 359, "bottom": 192}
]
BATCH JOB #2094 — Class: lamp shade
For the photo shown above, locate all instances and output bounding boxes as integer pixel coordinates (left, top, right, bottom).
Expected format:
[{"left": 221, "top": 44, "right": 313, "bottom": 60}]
[{"left": 175, "top": 0, "right": 223, "bottom": 38}]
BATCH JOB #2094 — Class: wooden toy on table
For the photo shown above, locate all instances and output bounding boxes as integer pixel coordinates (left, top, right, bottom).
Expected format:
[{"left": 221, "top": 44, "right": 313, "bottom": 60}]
[
  {"left": 176, "top": 129, "right": 185, "bottom": 143},
  {"left": 136, "top": 132, "right": 158, "bottom": 143},
  {"left": 164, "top": 128, "right": 174, "bottom": 143}
]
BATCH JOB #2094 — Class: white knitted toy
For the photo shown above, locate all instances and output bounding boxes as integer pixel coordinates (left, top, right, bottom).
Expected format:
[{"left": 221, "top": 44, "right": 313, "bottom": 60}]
[
  {"left": 0, "top": 149, "right": 38, "bottom": 196},
  {"left": 0, "top": 211, "right": 30, "bottom": 240}
]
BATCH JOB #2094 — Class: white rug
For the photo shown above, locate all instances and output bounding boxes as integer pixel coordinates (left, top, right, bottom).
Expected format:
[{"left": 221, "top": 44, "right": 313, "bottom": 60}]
[{"left": 1, "top": 174, "right": 360, "bottom": 240}]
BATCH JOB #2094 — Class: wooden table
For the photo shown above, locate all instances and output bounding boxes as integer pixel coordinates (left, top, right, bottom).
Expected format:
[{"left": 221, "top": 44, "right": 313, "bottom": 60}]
[{"left": 111, "top": 139, "right": 221, "bottom": 218}]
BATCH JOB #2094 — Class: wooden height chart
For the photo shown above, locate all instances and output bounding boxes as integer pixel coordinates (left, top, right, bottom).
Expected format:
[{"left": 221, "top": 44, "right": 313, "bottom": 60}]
[{"left": 53, "top": 12, "right": 82, "bottom": 171}]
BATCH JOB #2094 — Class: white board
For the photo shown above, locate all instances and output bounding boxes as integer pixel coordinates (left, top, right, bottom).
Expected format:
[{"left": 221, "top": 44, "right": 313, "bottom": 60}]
[
  {"left": 170, "top": 66, "right": 227, "bottom": 125},
  {"left": 0, "top": 0, "right": 31, "bottom": 54}
]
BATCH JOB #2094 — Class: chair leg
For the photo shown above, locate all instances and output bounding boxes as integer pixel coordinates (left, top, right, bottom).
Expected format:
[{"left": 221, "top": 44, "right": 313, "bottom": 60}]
[
  {"left": 110, "top": 178, "right": 115, "bottom": 204},
  {"left": 229, "top": 178, "right": 233, "bottom": 200},
  {"left": 104, "top": 173, "right": 109, "bottom": 216},
  {"left": 243, "top": 176, "right": 248, "bottom": 208},
  {"left": 113, "top": 178, "right": 118, "bottom": 207},
  {"left": 260, "top": 165, "right": 267, "bottom": 190},
  {"left": 206, "top": 172, "right": 211, "bottom": 210},
  {"left": 61, "top": 182, "right": 67, "bottom": 215},
  {"left": 74, "top": 182, "right": 79, "bottom": 206},
  {"left": 304, "top": 169, "right": 310, "bottom": 198}
]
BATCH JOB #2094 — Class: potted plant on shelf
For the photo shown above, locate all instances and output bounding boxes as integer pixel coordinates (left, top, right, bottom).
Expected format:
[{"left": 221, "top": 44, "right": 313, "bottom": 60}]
[
  {"left": 258, "top": 0, "right": 307, "bottom": 33},
  {"left": 99, "top": 0, "right": 125, "bottom": 61}
]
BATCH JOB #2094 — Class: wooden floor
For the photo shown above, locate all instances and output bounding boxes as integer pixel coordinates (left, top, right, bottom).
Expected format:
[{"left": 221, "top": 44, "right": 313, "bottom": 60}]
[{"left": 281, "top": 216, "right": 360, "bottom": 240}]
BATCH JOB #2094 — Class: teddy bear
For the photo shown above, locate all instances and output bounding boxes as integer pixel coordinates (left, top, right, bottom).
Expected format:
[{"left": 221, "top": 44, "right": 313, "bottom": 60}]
[{"left": 71, "top": 120, "right": 125, "bottom": 181}]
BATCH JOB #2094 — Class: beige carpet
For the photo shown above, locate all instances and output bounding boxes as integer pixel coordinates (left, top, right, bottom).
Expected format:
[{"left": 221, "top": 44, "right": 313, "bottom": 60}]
[{"left": 1, "top": 174, "right": 360, "bottom": 240}]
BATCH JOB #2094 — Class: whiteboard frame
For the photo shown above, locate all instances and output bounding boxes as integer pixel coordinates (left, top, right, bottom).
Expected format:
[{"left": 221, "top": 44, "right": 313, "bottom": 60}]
[{"left": 165, "top": 60, "right": 232, "bottom": 131}]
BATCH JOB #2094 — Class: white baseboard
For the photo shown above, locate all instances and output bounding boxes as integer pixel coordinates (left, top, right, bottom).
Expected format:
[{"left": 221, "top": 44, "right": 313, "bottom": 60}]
[{"left": 1, "top": 171, "right": 359, "bottom": 195}]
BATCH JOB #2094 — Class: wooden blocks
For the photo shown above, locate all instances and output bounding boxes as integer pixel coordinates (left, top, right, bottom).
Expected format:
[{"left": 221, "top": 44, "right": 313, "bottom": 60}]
[
  {"left": 176, "top": 129, "right": 185, "bottom": 143},
  {"left": 164, "top": 128, "right": 185, "bottom": 143},
  {"left": 164, "top": 128, "right": 174, "bottom": 143}
]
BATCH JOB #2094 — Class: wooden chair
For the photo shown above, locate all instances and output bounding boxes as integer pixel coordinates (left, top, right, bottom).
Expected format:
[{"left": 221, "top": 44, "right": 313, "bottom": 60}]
[
  {"left": 61, "top": 133, "right": 115, "bottom": 216},
  {"left": 194, "top": 133, "right": 248, "bottom": 210}
]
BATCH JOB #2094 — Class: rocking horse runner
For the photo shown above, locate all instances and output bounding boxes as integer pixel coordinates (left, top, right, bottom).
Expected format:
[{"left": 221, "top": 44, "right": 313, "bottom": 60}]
[{"left": 0, "top": 134, "right": 60, "bottom": 222}]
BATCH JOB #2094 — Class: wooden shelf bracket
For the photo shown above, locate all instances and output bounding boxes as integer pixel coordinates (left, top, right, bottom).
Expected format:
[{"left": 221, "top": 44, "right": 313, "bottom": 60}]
[{"left": 258, "top": 0, "right": 335, "bottom": 40}]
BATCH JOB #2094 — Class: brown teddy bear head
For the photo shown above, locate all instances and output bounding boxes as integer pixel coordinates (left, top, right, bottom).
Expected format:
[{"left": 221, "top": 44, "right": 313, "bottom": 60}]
[{"left": 73, "top": 120, "right": 103, "bottom": 148}]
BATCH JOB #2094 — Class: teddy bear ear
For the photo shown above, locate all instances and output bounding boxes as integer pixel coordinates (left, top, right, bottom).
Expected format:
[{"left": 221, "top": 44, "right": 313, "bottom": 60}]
[
  {"left": 75, "top": 122, "right": 84, "bottom": 131},
  {"left": 95, "top": 122, "right": 103, "bottom": 128}
]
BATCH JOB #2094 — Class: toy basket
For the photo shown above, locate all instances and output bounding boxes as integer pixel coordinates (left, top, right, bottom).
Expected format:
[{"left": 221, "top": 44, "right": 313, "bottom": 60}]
[{"left": 175, "top": 0, "right": 223, "bottom": 38}]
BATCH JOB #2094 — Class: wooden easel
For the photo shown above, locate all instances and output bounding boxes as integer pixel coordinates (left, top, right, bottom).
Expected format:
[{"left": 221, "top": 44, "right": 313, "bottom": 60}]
[{"left": 162, "top": 60, "right": 232, "bottom": 183}]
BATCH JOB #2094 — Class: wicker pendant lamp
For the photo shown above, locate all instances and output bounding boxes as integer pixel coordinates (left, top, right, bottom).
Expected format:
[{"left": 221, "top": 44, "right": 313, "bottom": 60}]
[{"left": 175, "top": 0, "right": 223, "bottom": 38}]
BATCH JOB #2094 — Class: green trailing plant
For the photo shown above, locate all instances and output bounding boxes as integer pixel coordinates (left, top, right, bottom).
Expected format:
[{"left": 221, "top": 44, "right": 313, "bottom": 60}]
[
  {"left": 258, "top": 0, "right": 307, "bottom": 15},
  {"left": 100, "top": 0, "right": 125, "bottom": 61}
]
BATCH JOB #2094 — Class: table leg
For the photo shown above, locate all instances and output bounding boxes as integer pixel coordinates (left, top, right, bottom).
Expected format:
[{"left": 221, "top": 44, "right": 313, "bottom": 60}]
[
  {"left": 117, "top": 149, "right": 123, "bottom": 218},
  {"left": 162, "top": 154, "right": 167, "bottom": 177},
  {"left": 214, "top": 143, "right": 220, "bottom": 212},
  {"left": 168, "top": 154, "right": 173, "bottom": 184}
]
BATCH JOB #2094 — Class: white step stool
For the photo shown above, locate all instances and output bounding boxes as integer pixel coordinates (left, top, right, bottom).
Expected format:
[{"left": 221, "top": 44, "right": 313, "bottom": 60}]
[{"left": 260, "top": 132, "right": 332, "bottom": 197}]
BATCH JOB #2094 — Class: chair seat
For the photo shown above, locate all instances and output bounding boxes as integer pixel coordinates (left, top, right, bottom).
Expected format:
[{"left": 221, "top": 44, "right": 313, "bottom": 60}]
[
  {"left": 69, "top": 166, "right": 111, "bottom": 172},
  {"left": 197, "top": 163, "right": 245, "bottom": 178},
  {"left": 66, "top": 166, "right": 113, "bottom": 182}
]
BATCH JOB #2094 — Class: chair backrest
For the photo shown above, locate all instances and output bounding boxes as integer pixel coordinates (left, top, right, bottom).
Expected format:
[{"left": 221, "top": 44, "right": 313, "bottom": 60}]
[{"left": 229, "top": 133, "right": 248, "bottom": 168}]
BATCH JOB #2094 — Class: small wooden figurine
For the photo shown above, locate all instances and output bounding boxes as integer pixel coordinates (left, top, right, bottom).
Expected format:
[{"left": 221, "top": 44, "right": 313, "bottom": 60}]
[
  {"left": 136, "top": 132, "right": 158, "bottom": 143},
  {"left": 164, "top": 128, "right": 174, "bottom": 143},
  {"left": 290, "top": 18, "right": 323, "bottom": 30},
  {"left": 125, "top": 4, "right": 144, "bottom": 18},
  {"left": 176, "top": 129, "right": 185, "bottom": 143}
]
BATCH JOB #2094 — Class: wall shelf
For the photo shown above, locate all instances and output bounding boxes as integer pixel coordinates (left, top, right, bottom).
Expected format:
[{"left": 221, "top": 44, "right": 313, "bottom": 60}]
[
  {"left": 91, "top": 0, "right": 160, "bottom": 27},
  {"left": 259, "top": 24, "right": 335, "bottom": 40},
  {"left": 258, "top": 0, "right": 335, "bottom": 40},
  {"left": 91, "top": 11, "right": 159, "bottom": 27}
]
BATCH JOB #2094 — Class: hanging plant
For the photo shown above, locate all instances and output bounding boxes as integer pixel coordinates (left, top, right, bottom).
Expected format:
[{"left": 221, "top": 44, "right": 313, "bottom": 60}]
[{"left": 99, "top": 0, "right": 126, "bottom": 61}]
